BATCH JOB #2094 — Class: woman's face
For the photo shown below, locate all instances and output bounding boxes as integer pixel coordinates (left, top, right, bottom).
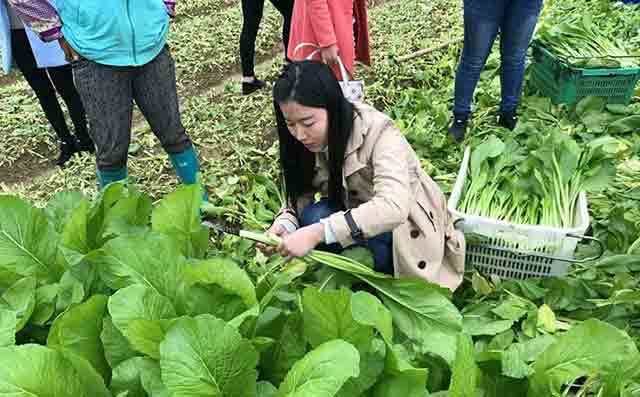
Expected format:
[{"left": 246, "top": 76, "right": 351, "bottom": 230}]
[{"left": 280, "top": 101, "right": 329, "bottom": 153}]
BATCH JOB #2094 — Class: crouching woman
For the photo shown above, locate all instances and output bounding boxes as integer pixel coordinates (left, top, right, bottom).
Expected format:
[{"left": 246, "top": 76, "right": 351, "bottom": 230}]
[{"left": 262, "top": 61, "right": 466, "bottom": 291}]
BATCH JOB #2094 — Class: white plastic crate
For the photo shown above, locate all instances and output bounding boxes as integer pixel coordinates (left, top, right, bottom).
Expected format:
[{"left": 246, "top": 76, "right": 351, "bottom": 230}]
[{"left": 447, "top": 147, "right": 596, "bottom": 280}]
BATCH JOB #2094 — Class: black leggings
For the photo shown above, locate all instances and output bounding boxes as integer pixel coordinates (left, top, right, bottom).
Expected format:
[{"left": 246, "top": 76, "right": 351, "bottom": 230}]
[
  {"left": 240, "top": 0, "right": 293, "bottom": 77},
  {"left": 10, "top": 29, "right": 89, "bottom": 143}
]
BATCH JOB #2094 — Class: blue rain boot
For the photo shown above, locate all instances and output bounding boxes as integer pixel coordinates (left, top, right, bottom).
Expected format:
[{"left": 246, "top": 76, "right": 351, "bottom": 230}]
[
  {"left": 169, "top": 146, "right": 208, "bottom": 201},
  {"left": 97, "top": 167, "right": 128, "bottom": 189}
]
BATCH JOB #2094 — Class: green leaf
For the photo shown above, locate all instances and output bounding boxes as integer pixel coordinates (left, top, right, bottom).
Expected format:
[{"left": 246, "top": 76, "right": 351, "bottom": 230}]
[
  {"left": 470, "top": 136, "right": 505, "bottom": 179},
  {"left": 111, "top": 356, "right": 158, "bottom": 397},
  {"left": 59, "top": 199, "right": 92, "bottom": 268},
  {"left": 30, "top": 284, "right": 58, "bottom": 326},
  {"left": 302, "top": 287, "right": 373, "bottom": 352},
  {"left": 488, "top": 329, "right": 515, "bottom": 351},
  {"left": 351, "top": 291, "right": 394, "bottom": 345},
  {"left": 449, "top": 333, "right": 477, "bottom": 397},
  {"left": 0, "top": 196, "right": 62, "bottom": 283},
  {"left": 93, "top": 232, "right": 185, "bottom": 303},
  {"left": 160, "top": 314, "right": 259, "bottom": 397},
  {"left": 0, "top": 309, "right": 18, "bottom": 347},
  {"left": 607, "top": 115, "right": 640, "bottom": 134},
  {"left": 472, "top": 272, "right": 494, "bottom": 296},
  {"left": 0, "top": 344, "right": 110, "bottom": 396},
  {"left": 337, "top": 340, "right": 386, "bottom": 397},
  {"left": 45, "top": 191, "right": 87, "bottom": 235},
  {"left": 183, "top": 257, "right": 257, "bottom": 321},
  {"left": 47, "top": 294, "right": 110, "bottom": 380},
  {"left": 528, "top": 319, "right": 640, "bottom": 396},
  {"left": 109, "top": 285, "right": 178, "bottom": 359},
  {"left": 491, "top": 297, "right": 533, "bottom": 321},
  {"left": 536, "top": 304, "right": 557, "bottom": 333},
  {"left": 87, "top": 183, "right": 152, "bottom": 249},
  {"left": 278, "top": 340, "right": 360, "bottom": 397},
  {"left": 258, "top": 381, "right": 278, "bottom": 397},
  {"left": 501, "top": 335, "right": 556, "bottom": 379},
  {"left": 371, "top": 370, "right": 428, "bottom": 397},
  {"left": 101, "top": 316, "right": 139, "bottom": 369},
  {"left": 152, "top": 184, "right": 209, "bottom": 259},
  {"left": 359, "top": 277, "right": 462, "bottom": 364},
  {"left": 140, "top": 360, "right": 170, "bottom": 397},
  {"left": 576, "top": 96, "right": 605, "bottom": 118},
  {"left": 257, "top": 310, "right": 307, "bottom": 386},
  {"left": 56, "top": 270, "right": 86, "bottom": 312},
  {"left": 463, "top": 315, "right": 514, "bottom": 337},
  {"left": 0, "top": 276, "right": 36, "bottom": 331}
]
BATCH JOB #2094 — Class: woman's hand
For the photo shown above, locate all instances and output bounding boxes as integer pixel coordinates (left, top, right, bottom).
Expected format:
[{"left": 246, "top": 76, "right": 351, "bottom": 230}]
[
  {"left": 320, "top": 44, "right": 340, "bottom": 65},
  {"left": 257, "top": 223, "right": 289, "bottom": 256},
  {"left": 278, "top": 223, "right": 325, "bottom": 258},
  {"left": 58, "top": 37, "right": 79, "bottom": 62}
]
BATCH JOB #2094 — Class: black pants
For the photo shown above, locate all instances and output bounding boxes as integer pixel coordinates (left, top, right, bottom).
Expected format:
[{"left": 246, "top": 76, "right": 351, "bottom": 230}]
[
  {"left": 240, "top": 0, "right": 293, "bottom": 77},
  {"left": 10, "top": 29, "right": 90, "bottom": 143}
]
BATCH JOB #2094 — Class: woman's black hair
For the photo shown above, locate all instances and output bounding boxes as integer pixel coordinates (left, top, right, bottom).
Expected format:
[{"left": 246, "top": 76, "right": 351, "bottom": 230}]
[{"left": 273, "top": 60, "right": 355, "bottom": 211}]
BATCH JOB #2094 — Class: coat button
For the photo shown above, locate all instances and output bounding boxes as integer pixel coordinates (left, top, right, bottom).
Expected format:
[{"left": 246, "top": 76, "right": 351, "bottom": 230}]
[
  {"left": 418, "top": 261, "right": 427, "bottom": 270},
  {"left": 410, "top": 230, "right": 420, "bottom": 239}
]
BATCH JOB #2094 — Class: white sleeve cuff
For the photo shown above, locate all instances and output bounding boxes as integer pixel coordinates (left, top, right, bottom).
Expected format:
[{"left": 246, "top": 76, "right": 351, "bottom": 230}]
[
  {"left": 320, "top": 218, "right": 338, "bottom": 245},
  {"left": 275, "top": 219, "right": 298, "bottom": 234}
]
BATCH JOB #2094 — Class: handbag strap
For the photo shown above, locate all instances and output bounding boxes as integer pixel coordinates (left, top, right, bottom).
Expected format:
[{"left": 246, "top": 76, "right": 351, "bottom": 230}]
[{"left": 292, "top": 42, "right": 352, "bottom": 84}]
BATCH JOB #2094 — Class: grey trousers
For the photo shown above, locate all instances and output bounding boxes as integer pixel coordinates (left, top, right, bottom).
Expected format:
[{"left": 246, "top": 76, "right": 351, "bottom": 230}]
[{"left": 72, "top": 46, "right": 192, "bottom": 171}]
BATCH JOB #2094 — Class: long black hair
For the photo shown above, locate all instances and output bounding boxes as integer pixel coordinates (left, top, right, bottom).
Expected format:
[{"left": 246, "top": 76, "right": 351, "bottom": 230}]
[{"left": 273, "top": 61, "right": 355, "bottom": 211}]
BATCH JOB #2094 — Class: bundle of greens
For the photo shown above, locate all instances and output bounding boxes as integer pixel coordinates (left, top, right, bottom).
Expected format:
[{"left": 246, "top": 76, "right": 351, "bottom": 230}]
[
  {"left": 460, "top": 132, "right": 621, "bottom": 228},
  {"left": 536, "top": 3, "right": 639, "bottom": 68}
]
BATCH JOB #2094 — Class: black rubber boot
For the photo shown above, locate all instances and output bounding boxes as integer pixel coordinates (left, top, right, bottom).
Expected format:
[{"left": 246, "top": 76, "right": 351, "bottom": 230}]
[
  {"left": 242, "top": 78, "right": 266, "bottom": 95},
  {"left": 56, "top": 138, "right": 79, "bottom": 167},
  {"left": 498, "top": 110, "right": 518, "bottom": 131},
  {"left": 448, "top": 112, "right": 469, "bottom": 143}
]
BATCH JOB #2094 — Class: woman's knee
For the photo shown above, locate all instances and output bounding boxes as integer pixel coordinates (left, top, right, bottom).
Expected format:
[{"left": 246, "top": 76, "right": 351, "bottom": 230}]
[{"left": 300, "top": 199, "right": 336, "bottom": 227}]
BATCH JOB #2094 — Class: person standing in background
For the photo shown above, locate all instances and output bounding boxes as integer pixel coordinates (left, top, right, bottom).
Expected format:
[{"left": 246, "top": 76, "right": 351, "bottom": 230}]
[
  {"left": 239, "top": 0, "right": 293, "bottom": 95},
  {"left": 0, "top": 0, "right": 93, "bottom": 167},
  {"left": 9, "top": 0, "right": 206, "bottom": 195},
  {"left": 448, "top": 0, "right": 544, "bottom": 142},
  {"left": 287, "top": 0, "right": 371, "bottom": 78}
]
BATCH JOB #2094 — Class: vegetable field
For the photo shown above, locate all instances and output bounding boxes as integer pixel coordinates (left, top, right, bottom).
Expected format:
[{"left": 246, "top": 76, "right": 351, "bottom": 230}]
[{"left": 0, "top": 0, "right": 639, "bottom": 396}]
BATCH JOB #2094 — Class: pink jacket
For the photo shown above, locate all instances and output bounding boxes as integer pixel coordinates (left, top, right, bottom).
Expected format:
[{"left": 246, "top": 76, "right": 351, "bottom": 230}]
[{"left": 287, "top": 0, "right": 370, "bottom": 77}]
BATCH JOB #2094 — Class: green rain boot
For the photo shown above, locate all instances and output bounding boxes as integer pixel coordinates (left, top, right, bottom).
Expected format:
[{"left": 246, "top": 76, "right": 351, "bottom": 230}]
[
  {"left": 168, "top": 146, "right": 208, "bottom": 201},
  {"left": 97, "top": 167, "right": 128, "bottom": 190}
]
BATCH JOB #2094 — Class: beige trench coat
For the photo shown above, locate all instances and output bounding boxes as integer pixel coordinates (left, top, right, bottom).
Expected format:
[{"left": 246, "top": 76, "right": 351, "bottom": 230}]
[{"left": 276, "top": 103, "right": 465, "bottom": 290}]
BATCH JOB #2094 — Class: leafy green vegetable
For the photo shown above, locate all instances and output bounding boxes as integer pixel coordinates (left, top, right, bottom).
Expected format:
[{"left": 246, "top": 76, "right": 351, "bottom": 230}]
[
  {"left": 0, "top": 196, "right": 62, "bottom": 283},
  {"left": 529, "top": 319, "right": 640, "bottom": 396},
  {"left": 47, "top": 295, "right": 110, "bottom": 380},
  {"left": 449, "top": 333, "right": 478, "bottom": 397},
  {"left": 160, "top": 314, "right": 259, "bottom": 397},
  {"left": 152, "top": 184, "right": 209, "bottom": 259},
  {"left": 183, "top": 257, "right": 257, "bottom": 321},
  {"left": 111, "top": 357, "right": 158, "bottom": 397},
  {"left": 101, "top": 316, "right": 139, "bottom": 369},
  {"left": 108, "top": 285, "right": 178, "bottom": 359},
  {"left": 302, "top": 287, "right": 373, "bottom": 352},
  {"left": 0, "top": 344, "right": 111, "bottom": 396},
  {"left": 277, "top": 339, "right": 360, "bottom": 397}
]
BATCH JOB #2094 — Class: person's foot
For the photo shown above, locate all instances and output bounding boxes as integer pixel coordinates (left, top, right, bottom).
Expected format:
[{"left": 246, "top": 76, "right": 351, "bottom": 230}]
[
  {"left": 448, "top": 112, "right": 470, "bottom": 143},
  {"left": 56, "top": 138, "right": 78, "bottom": 167},
  {"left": 76, "top": 135, "right": 95, "bottom": 154},
  {"left": 497, "top": 110, "right": 518, "bottom": 131},
  {"left": 242, "top": 78, "right": 266, "bottom": 95}
]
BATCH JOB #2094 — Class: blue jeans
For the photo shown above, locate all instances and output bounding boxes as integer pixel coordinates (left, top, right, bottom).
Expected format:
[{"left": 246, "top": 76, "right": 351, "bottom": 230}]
[
  {"left": 300, "top": 200, "right": 394, "bottom": 275},
  {"left": 453, "top": 0, "right": 543, "bottom": 114}
]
